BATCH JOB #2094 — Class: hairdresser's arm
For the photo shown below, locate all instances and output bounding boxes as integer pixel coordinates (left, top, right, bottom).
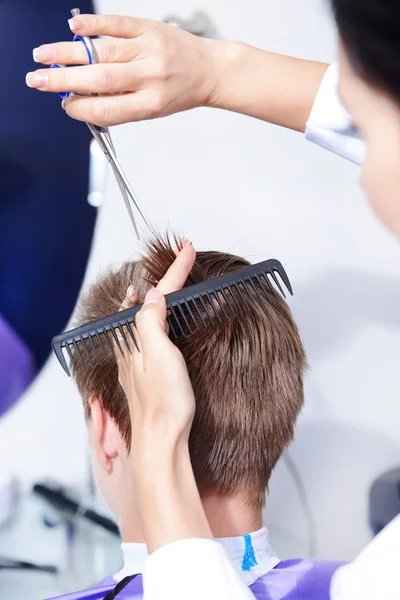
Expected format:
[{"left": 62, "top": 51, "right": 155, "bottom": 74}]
[
  {"left": 29, "top": 13, "right": 327, "bottom": 132},
  {"left": 116, "top": 244, "right": 254, "bottom": 600}
]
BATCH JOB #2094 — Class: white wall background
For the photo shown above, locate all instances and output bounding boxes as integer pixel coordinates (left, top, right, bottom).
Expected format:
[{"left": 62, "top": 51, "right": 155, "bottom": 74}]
[{"left": 1, "top": 0, "right": 400, "bottom": 562}]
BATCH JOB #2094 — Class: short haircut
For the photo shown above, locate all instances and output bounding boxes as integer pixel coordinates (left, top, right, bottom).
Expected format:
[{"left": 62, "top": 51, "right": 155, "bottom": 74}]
[{"left": 73, "top": 235, "right": 307, "bottom": 508}]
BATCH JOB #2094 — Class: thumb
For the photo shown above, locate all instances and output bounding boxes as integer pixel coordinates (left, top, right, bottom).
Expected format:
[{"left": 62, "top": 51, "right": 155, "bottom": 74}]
[{"left": 135, "top": 288, "right": 170, "bottom": 356}]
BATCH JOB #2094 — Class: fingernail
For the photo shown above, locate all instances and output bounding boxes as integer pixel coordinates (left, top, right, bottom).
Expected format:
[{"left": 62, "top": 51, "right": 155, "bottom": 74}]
[
  {"left": 127, "top": 285, "right": 137, "bottom": 301},
  {"left": 33, "top": 46, "right": 56, "bottom": 63},
  {"left": 68, "top": 17, "right": 85, "bottom": 32},
  {"left": 61, "top": 96, "right": 71, "bottom": 110},
  {"left": 144, "top": 288, "right": 162, "bottom": 305},
  {"left": 25, "top": 72, "right": 49, "bottom": 89},
  {"left": 181, "top": 237, "right": 192, "bottom": 248}
]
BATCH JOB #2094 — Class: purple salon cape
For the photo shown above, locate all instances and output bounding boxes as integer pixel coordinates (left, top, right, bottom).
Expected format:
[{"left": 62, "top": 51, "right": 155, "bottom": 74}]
[
  {"left": 47, "top": 558, "right": 345, "bottom": 600},
  {"left": 0, "top": 313, "right": 35, "bottom": 416}
]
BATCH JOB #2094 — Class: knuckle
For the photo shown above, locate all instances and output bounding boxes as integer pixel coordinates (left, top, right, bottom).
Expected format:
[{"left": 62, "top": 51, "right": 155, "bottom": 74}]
[
  {"left": 152, "top": 57, "right": 168, "bottom": 81},
  {"left": 115, "top": 15, "right": 127, "bottom": 33},
  {"left": 136, "top": 305, "right": 154, "bottom": 328},
  {"left": 89, "top": 100, "right": 109, "bottom": 127},
  {"left": 101, "top": 41, "right": 117, "bottom": 63},
  {"left": 147, "top": 91, "right": 164, "bottom": 118},
  {"left": 146, "top": 26, "right": 167, "bottom": 55},
  {"left": 97, "top": 66, "right": 115, "bottom": 90}
]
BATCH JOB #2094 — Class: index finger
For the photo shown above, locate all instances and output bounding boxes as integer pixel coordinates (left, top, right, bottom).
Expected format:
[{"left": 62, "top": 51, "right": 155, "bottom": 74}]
[
  {"left": 156, "top": 242, "right": 196, "bottom": 295},
  {"left": 69, "top": 14, "right": 147, "bottom": 38}
]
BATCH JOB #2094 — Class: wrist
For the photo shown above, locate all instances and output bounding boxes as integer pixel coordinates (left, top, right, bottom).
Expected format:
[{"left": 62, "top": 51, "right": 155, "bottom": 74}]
[
  {"left": 202, "top": 39, "right": 245, "bottom": 110},
  {"left": 133, "top": 439, "right": 212, "bottom": 552}
]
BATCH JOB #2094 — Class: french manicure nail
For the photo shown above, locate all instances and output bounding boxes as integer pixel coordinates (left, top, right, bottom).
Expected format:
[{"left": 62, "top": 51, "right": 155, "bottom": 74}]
[
  {"left": 127, "top": 285, "right": 137, "bottom": 301},
  {"left": 181, "top": 237, "right": 192, "bottom": 248},
  {"left": 68, "top": 17, "right": 85, "bottom": 32},
  {"left": 144, "top": 288, "right": 162, "bottom": 305},
  {"left": 25, "top": 72, "right": 49, "bottom": 89},
  {"left": 33, "top": 46, "right": 56, "bottom": 63}
]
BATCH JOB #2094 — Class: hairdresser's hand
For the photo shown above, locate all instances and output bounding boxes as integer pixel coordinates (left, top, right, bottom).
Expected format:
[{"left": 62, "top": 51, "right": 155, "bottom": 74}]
[
  {"left": 27, "top": 14, "right": 224, "bottom": 127},
  {"left": 116, "top": 239, "right": 212, "bottom": 551},
  {"left": 117, "top": 240, "right": 196, "bottom": 446}
]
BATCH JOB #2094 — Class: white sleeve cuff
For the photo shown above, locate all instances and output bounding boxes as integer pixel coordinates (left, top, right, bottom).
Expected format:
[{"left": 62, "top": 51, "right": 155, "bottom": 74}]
[
  {"left": 143, "top": 538, "right": 254, "bottom": 600},
  {"left": 305, "top": 62, "right": 365, "bottom": 165}
]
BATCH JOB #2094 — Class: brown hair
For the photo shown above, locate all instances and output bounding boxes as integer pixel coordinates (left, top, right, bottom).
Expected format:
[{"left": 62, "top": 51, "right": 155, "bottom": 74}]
[{"left": 73, "top": 235, "right": 306, "bottom": 508}]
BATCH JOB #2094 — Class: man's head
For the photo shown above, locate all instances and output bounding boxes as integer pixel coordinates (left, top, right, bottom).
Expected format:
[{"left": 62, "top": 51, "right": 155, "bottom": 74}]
[{"left": 73, "top": 235, "right": 306, "bottom": 538}]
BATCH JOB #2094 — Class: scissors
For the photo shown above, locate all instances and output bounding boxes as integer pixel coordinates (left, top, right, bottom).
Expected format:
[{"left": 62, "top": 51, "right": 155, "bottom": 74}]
[{"left": 51, "top": 7, "right": 152, "bottom": 239}]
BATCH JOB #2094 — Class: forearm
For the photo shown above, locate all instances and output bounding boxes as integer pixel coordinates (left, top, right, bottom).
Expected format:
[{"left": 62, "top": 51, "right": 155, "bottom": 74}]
[
  {"left": 134, "top": 433, "right": 212, "bottom": 554},
  {"left": 210, "top": 40, "right": 329, "bottom": 133}
]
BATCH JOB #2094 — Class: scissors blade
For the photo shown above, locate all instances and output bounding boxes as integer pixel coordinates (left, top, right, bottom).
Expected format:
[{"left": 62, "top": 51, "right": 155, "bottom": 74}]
[
  {"left": 87, "top": 123, "right": 152, "bottom": 235},
  {"left": 98, "top": 131, "right": 153, "bottom": 232},
  {"left": 113, "top": 165, "right": 140, "bottom": 240}
]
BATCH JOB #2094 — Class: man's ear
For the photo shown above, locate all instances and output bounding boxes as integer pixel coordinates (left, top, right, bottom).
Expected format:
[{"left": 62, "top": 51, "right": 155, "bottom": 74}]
[{"left": 89, "top": 397, "right": 121, "bottom": 474}]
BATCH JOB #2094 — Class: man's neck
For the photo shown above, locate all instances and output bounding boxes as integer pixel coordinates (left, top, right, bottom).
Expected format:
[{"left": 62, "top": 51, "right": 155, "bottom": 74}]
[
  {"left": 119, "top": 493, "right": 262, "bottom": 542},
  {"left": 202, "top": 494, "right": 263, "bottom": 538}
]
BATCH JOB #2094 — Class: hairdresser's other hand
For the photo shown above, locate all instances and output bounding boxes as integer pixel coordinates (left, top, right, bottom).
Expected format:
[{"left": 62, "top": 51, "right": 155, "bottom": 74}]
[
  {"left": 117, "top": 242, "right": 213, "bottom": 551},
  {"left": 117, "top": 240, "right": 196, "bottom": 446},
  {"left": 28, "top": 14, "right": 223, "bottom": 127}
]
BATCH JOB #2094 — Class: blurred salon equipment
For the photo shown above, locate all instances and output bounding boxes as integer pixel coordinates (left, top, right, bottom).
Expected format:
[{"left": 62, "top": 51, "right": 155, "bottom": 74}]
[
  {"left": 0, "top": 480, "right": 121, "bottom": 600},
  {"left": 33, "top": 481, "right": 119, "bottom": 536},
  {"left": 369, "top": 467, "right": 400, "bottom": 536},
  {"left": 163, "top": 10, "right": 218, "bottom": 38}
]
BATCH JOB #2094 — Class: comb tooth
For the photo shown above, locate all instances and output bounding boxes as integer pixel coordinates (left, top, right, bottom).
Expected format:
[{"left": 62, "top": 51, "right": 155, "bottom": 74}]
[
  {"left": 206, "top": 292, "right": 222, "bottom": 323},
  {"left": 52, "top": 337, "right": 71, "bottom": 376},
  {"left": 167, "top": 313, "right": 178, "bottom": 339},
  {"left": 261, "top": 271, "right": 277, "bottom": 298},
  {"left": 184, "top": 299, "right": 200, "bottom": 330},
  {"left": 169, "top": 305, "right": 186, "bottom": 337},
  {"left": 117, "top": 324, "right": 132, "bottom": 354},
  {"left": 226, "top": 284, "right": 243, "bottom": 314},
  {"left": 267, "top": 269, "right": 285, "bottom": 298},
  {"left": 88, "top": 334, "right": 102, "bottom": 365},
  {"left": 274, "top": 264, "right": 293, "bottom": 296},
  {"left": 176, "top": 302, "right": 193, "bottom": 334},
  {"left": 65, "top": 342, "right": 79, "bottom": 371},
  {"left": 198, "top": 294, "right": 214, "bottom": 325},
  {"left": 219, "top": 287, "right": 236, "bottom": 316},
  {"left": 247, "top": 277, "right": 265, "bottom": 306},
  {"left": 72, "top": 339, "right": 86, "bottom": 369},
  {"left": 102, "top": 329, "right": 117, "bottom": 361},
  {"left": 95, "top": 331, "right": 109, "bottom": 361},
  {"left": 233, "top": 282, "right": 251, "bottom": 311},
  {"left": 239, "top": 278, "right": 257, "bottom": 307},
  {"left": 191, "top": 297, "right": 207, "bottom": 328},
  {"left": 110, "top": 326, "right": 124, "bottom": 357},
  {"left": 126, "top": 321, "right": 140, "bottom": 352},
  {"left": 255, "top": 273, "right": 270, "bottom": 300},
  {"left": 80, "top": 337, "right": 95, "bottom": 368},
  {"left": 212, "top": 289, "right": 229, "bottom": 321}
]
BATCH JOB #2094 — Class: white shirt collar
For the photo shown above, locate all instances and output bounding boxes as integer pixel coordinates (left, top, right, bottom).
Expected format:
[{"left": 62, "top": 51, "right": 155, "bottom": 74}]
[{"left": 115, "top": 526, "right": 280, "bottom": 586}]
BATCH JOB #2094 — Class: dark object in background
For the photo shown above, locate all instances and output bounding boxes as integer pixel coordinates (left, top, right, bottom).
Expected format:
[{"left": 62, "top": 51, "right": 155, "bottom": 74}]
[
  {"left": 33, "top": 481, "right": 120, "bottom": 536},
  {"left": 0, "top": 0, "right": 96, "bottom": 405},
  {"left": 0, "top": 556, "right": 57, "bottom": 574},
  {"left": 369, "top": 467, "right": 400, "bottom": 536}
]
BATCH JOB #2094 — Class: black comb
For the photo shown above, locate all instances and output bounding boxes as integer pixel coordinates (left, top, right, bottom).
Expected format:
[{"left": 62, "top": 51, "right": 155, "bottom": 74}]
[{"left": 52, "top": 258, "right": 292, "bottom": 376}]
